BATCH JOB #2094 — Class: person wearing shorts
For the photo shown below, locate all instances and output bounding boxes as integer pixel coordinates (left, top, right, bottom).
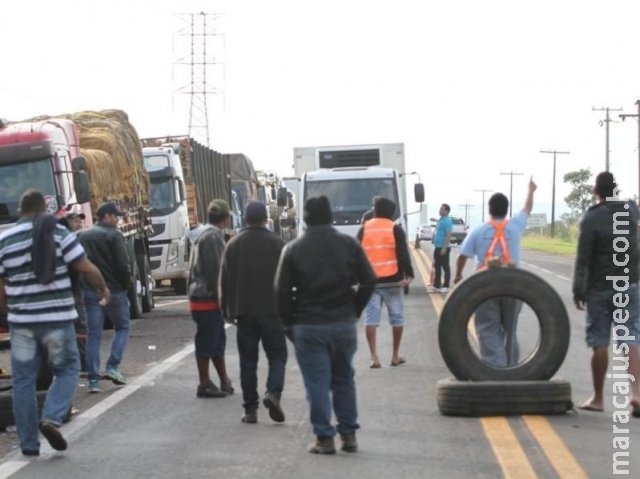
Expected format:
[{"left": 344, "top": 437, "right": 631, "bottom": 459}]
[
  {"left": 357, "top": 197, "right": 413, "bottom": 368},
  {"left": 573, "top": 171, "right": 640, "bottom": 416}
]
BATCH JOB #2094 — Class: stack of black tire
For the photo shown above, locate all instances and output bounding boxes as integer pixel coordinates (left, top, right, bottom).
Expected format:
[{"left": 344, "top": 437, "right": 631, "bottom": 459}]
[{"left": 437, "top": 268, "right": 573, "bottom": 416}]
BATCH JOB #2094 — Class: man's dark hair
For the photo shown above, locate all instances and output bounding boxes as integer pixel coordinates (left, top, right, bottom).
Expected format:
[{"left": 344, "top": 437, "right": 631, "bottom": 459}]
[
  {"left": 488, "top": 193, "right": 509, "bottom": 218},
  {"left": 441, "top": 203, "right": 451, "bottom": 213},
  {"left": 594, "top": 171, "right": 618, "bottom": 198},
  {"left": 19, "top": 189, "right": 46, "bottom": 215},
  {"left": 373, "top": 196, "right": 396, "bottom": 220},
  {"left": 304, "top": 196, "right": 332, "bottom": 226},
  {"left": 207, "top": 199, "right": 230, "bottom": 225}
]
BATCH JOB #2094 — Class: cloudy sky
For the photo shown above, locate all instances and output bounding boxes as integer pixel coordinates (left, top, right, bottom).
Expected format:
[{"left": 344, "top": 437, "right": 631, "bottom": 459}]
[{"left": 2, "top": 0, "right": 640, "bottom": 225}]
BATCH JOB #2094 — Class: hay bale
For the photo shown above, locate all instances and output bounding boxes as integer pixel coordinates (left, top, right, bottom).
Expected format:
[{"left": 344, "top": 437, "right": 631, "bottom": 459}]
[{"left": 23, "top": 109, "right": 149, "bottom": 216}]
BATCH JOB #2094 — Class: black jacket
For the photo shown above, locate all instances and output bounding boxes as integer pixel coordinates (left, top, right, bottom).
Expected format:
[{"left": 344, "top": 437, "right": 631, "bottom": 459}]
[
  {"left": 356, "top": 222, "right": 414, "bottom": 284},
  {"left": 219, "top": 226, "right": 284, "bottom": 320},
  {"left": 573, "top": 200, "right": 639, "bottom": 300},
  {"left": 78, "top": 222, "right": 131, "bottom": 291},
  {"left": 275, "top": 224, "right": 376, "bottom": 327}
]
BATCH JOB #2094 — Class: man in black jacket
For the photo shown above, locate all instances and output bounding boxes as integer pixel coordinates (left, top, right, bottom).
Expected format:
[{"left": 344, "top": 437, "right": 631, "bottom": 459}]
[
  {"left": 220, "top": 201, "right": 287, "bottom": 424},
  {"left": 275, "top": 196, "right": 376, "bottom": 455},
  {"left": 78, "top": 202, "right": 132, "bottom": 393},
  {"left": 573, "top": 172, "right": 640, "bottom": 416}
]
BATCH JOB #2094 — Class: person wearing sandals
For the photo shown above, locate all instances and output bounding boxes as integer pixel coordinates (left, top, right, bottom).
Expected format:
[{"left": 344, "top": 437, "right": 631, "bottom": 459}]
[
  {"left": 357, "top": 196, "right": 413, "bottom": 369},
  {"left": 220, "top": 201, "right": 287, "bottom": 423},
  {"left": 275, "top": 196, "right": 376, "bottom": 454},
  {"left": 188, "top": 199, "right": 234, "bottom": 398}
]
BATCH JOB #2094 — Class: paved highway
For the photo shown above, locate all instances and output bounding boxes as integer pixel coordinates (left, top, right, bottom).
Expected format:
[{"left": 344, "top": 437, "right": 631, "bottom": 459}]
[{"left": 0, "top": 244, "right": 637, "bottom": 478}]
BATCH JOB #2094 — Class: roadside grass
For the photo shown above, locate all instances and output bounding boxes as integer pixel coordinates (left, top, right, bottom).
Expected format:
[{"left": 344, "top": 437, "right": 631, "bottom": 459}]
[{"left": 521, "top": 234, "right": 576, "bottom": 256}]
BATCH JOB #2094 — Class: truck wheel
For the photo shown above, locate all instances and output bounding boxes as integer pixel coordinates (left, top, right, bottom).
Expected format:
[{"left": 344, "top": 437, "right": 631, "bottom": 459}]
[
  {"left": 0, "top": 390, "right": 48, "bottom": 431},
  {"left": 437, "top": 378, "right": 573, "bottom": 417},
  {"left": 129, "top": 261, "right": 144, "bottom": 320},
  {"left": 137, "top": 255, "right": 154, "bottom": 313},
  {"left": 171, "top": 278, "right": 188, "bottom": 295},
  {"left": 438, "top": 268, "right": 570, "bottom": 381}
]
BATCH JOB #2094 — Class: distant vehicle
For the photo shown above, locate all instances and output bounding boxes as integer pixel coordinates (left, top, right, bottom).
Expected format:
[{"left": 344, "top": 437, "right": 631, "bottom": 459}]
[
  {"left": 416, "top": 223, "right": 434, "bottom": 242},
  {"left": 451, "top": 216, "right": 468, "bottom": 244}
]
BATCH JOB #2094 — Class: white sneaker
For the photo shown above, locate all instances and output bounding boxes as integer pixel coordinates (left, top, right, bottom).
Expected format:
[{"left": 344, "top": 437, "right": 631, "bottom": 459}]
[{"left": 439, "top": 287, "right": 449, "bottom": 293}]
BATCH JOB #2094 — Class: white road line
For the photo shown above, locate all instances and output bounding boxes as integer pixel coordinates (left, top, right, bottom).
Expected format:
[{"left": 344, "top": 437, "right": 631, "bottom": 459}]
[
  {"left": 154, "top": 299, "right": 188, "bottom": 308},
  {"left": 0, "top": 342, "right": 195, "bottom": 478},
  {"left": 521, "top": 262, "right": 570, "bottom": 282}
]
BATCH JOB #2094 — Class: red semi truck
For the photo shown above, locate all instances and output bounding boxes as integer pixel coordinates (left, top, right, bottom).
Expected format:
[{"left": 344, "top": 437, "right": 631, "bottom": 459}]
[{"left": 0, "top": 111, "right": 154, "bottom": 318}]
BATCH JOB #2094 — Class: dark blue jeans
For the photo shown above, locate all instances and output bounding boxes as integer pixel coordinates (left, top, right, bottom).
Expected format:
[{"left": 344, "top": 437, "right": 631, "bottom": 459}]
[
  {"left": 236, "top": 316, "right": 288, "bottom": 412},
  {"left": 292, "top": 321, "right": 359, "bottom": 438}
]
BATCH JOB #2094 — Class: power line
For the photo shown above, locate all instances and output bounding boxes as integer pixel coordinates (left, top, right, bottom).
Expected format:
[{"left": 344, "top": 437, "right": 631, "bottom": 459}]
[
  {"left": 593, "top": 106, "right": 622, "bottom": 172},
  {"left": 474, "top": 189, "right": 492, "bottom": 222},
  {"left": 540, "top": 149, "right": 570, "bottom": 238},
  {"left": 499, "top": 172, "right": 523, "bottom": 218}
]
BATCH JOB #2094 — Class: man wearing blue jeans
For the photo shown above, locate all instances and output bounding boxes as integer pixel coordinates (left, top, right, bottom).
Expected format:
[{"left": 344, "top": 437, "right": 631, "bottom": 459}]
[
  {"left": 78, "top": 202, "right": 132, "bottom": 393},
  {"left": 275, "top": 196, "right": 376, "bottom": 454},
  {"left": 0, "top": 190, "right": 109, "bottom": 455}
]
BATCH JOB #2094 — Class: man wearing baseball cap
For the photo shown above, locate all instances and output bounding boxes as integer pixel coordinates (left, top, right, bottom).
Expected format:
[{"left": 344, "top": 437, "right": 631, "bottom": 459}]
[{"left": 77, "top": 202, "right": 131, "bottom": 393}]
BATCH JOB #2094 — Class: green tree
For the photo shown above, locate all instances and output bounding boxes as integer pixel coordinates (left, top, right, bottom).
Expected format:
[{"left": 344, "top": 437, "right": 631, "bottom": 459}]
[{"left": 563, "top": 168, "right": 594, "bottom": 222}]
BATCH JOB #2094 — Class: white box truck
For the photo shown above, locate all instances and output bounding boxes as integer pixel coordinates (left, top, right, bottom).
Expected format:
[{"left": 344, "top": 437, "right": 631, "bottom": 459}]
[{"left": 291, "top": 143, "right": 423, "bottom": 237}]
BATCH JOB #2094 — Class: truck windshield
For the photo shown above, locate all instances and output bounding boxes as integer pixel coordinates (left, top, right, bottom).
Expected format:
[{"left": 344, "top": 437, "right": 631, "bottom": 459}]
[
  {"left": 0, "top": 159, "right": 56, "bottom": 222},
  {"left": 149, "top": 177, "right": 178, "bottom": 216},
  {"left": 305, "top": 178, "right": 399, "bottom": 225}
]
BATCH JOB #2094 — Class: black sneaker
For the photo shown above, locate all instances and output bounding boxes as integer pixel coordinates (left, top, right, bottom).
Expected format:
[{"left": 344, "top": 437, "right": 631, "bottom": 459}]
[
  {"left": 197, "top": 380, "right": 227, "bottom": 398},
  {"left": 22, "top": 449, "right": 39, "bottom": 456},
  {"left": 39, "top": 421, "right": 67, "bottom": 451},
  {"left": 263, "top": 392, "right": 285, "bottom": 423}
]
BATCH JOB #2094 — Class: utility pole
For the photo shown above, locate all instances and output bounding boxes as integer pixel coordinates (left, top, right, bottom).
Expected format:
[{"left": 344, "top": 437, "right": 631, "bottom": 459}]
[
  {"left": 619, "top": 100, "right": 640, "bottom": 199},
  {"left": 474, "top": 189, "right": 492, "bottom": 222},
  {"left": 593, "top": 106, "right": 622, "bottom": 172},
  {"left": 499, "top": 172, "right": 523, "bottom": 218},
  {"left": 458, "top": 200, "right": 474, "bottom": 226},
  {"left": 540, "top": 149, "right": 570, "bottom": 238}
]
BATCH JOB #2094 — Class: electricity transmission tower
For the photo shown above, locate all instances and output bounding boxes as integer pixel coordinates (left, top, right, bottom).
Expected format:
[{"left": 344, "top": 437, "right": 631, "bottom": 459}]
[{"left": 173, "top": 12, "right": 225, "bottom": 147}]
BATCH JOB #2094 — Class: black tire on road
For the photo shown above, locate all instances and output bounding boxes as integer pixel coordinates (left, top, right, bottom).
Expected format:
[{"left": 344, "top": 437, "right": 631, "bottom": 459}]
[
  {"left": 437, "top": 378, "right": 573, "bottom": 417},
  {"left": 171, "top": 278, "right": 188, "bottom": 295},
  {"left": 0, "top": 390, "right": 48, "bottom": 430},
  {"left": 438, "top": 267, "right": 570, "bottom": 381}
]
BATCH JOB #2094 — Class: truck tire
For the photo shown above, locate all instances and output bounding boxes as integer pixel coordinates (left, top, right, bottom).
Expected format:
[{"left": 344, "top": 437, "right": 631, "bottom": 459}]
[
  {"left": 438, "top": 268, "right": 570, "bottom": 381},
  {"left": 137, "top": 255, "right": 154, "bottom": 313},
  {"left": 0, "top": 390, "right": 48, "bottom": 431},
  {"left": 171, "top": 278, "right": 188, "bottom": 295},
  {"left": 437, "top": 378, "right": 573, "bottom": 417},
  {"left": 129, "top": 261, "right": 144, "bottom": 320}
]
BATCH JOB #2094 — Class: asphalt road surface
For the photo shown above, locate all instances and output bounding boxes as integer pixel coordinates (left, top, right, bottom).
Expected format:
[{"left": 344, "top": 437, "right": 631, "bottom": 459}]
[{"left": 0, "top": 243, "right": 637, "bottom": 478}]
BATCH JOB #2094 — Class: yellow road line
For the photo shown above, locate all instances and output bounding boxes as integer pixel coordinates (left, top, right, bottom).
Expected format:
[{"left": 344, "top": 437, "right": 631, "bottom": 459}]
[
  {"left": 410, "top": 246, "right": 587, "bottom": 478},
  {"left": 480, "top": 417, "right": 538, "bottom": 479},
  {"left": 523, "top": 416, "right": 590, "bottom": 479}
]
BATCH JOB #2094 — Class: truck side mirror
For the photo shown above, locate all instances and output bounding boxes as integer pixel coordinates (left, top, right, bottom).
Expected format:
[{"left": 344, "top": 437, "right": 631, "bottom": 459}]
[
  {"left": 71, "top": 156, "right": 90, "bottom": 203},
  {"left": 276, "top": 187, "right": 288, "bottom": 207},
  {"left": 73, "top": 171, "right": 91, "bottom": 204},
  {"left": 414, "top": 183, "right": 425, "bottom": 203}
]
